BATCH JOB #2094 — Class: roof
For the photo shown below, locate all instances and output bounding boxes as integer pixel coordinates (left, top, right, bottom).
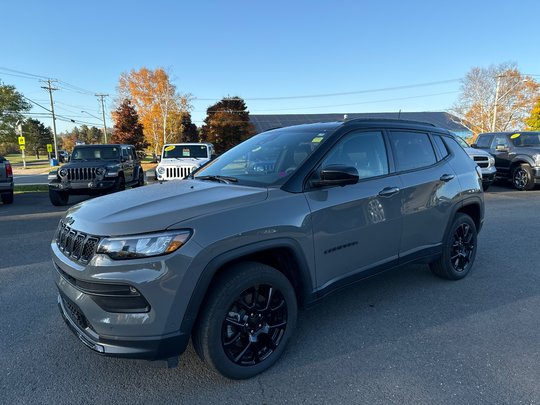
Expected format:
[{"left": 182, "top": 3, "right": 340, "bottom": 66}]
[{"left": 249, "top": 112, "right": 470, "bottom": 134}]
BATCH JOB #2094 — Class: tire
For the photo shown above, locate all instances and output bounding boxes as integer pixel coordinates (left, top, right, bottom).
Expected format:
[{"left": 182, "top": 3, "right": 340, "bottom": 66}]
[
  {"left": 512, "top": 164, "right": 535, "bottom": 191},
  {"left": 430, "top": 213, "right": 477, "bottom": 280},
  {"left": 193, "top": 262, "right": 297, "bottom": 379},
  {"left": 49, "top": 189, "right": 69, "bottom": 206},
  {"left": 114, "top": 175, "right": 126, "bottom": 192},
  {"left": 1, "top": 191, "right": 14, "bottom": 204},
  {"left": 133, "top": 170, "right": 144, "bottom": 187}
]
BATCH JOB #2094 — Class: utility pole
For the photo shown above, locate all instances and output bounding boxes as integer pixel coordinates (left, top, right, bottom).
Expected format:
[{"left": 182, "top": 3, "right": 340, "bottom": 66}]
[
  {"left": 96, "top": 94, "right": 109, "bottom": 143},
  {"left": 491, "top": 75, "right": 502, "bottom": 132},
  {"left": 41, "top": 79, "right": 60, "bottom": 161}
]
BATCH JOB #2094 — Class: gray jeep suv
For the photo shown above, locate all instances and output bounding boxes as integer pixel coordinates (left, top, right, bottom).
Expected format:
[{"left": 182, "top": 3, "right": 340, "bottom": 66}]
[{"left": 51, "top": 119, "right": 484, "bottom": 379}]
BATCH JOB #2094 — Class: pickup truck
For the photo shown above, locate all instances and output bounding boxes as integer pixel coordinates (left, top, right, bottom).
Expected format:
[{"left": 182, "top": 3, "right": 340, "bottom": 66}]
[{"left": 0, "top": 156, "right": 14, "bottom": 204}]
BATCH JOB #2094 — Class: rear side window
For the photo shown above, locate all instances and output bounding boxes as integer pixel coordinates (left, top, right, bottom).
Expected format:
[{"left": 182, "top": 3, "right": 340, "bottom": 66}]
[
  {"left": 431, "top": 135, "right": 450, "bottom": 160},
  {"left": 389, "top": 131, "right": 437, "bottom": 171},
  {"left": 476, "top": 135, "right": 492, "bottom": 148}
]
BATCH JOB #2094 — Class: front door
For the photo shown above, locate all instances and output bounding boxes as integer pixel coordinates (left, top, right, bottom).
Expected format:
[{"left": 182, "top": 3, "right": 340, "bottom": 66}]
[{"left": 305, "top": 130, "right": 403, "bottom": 291}]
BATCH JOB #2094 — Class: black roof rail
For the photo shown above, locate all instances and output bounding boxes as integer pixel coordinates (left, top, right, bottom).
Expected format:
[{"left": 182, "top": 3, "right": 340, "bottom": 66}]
[{"left": 342, "top": 118, "right": 437, "bottom": 127}]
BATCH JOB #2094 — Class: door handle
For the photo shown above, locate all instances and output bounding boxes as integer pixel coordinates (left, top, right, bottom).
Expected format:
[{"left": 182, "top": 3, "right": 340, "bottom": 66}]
[
  {"left": 440, "top": 174, "right": 455, "bottom": 182},
  {"left": 378, "top": 187, "right": 400, "bottom": 197}
]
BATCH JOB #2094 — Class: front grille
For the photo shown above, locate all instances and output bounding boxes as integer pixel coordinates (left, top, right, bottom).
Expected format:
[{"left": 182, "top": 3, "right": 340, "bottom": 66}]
[
  {"left": 62, "top": 295, "right": 91, "bottom": 331},
  {"left": 165, "top": 166, "right": 194, "bottom": 179},
  {"left": 473, "top": 156, "right": 489, "bottom": 168},
  {"left": 56, "top": 220, "right": 100, "bottom": 263},
  {"left": 67, "top": 167, "right": 97, "bottom": 182}
]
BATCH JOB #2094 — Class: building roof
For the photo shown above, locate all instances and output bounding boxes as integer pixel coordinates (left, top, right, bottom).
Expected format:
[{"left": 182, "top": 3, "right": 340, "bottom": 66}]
[{"left": 249, "top": 112, "right": 469, "bottom": 134}]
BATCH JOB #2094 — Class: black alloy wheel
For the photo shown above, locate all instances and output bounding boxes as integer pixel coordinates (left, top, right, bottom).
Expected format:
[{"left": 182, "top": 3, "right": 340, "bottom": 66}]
[
  {"left": 449, "top": 222, "right": 475, "bottom": 273},
  {"left": 222, "top": 284, "right": 288, "bottom": 366},
  {"left": 193, "top": 262, "right": 297, "bottom": 379},
  {"left": 512, "top": 164, "right": 534, "bottom": 191},
  {"left": 430, "top": 213, "right": 477, "bottom": 280}
]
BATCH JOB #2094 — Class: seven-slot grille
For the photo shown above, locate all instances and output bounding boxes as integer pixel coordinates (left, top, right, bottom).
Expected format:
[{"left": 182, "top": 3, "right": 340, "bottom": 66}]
[
  {"left": 56, "top": 220, "right": 100, "bottom": 263},
  {"left": 165, "top": 166, "right": 194, "bottom": 179},
  {"left": 67, "top": 167, "right": 98, "bottom": 182},
  {"left": 473, "top": 156, "right": 489, "bottom": 168}
]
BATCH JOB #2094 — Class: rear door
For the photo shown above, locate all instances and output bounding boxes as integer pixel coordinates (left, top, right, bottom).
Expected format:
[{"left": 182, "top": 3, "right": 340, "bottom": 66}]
[
  {"left": 306, "top": 129, "right": 403, "bottom": 290},
  {"left": 388, "top": 130, "right": 460, "bottom": 260}
]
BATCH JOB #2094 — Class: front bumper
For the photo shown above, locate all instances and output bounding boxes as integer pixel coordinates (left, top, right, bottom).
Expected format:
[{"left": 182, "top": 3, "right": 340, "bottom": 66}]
[
  {"left": 57, "top": 292, "right": 188, "bottom": 359},
  {"left": 49, "top": 178, "right": 117, "bottom": 194},
  {"left": 51, "top": 236, "right": 201, "bottom": 360}
]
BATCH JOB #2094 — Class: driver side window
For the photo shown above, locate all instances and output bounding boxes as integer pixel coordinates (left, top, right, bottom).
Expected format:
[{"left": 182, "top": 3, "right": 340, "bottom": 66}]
[
  {"left": 490, "top": 135, "right": 509, "bottom": 150},
  {"left": 321, "top": 131, "right": 389, "bottom": 179}
]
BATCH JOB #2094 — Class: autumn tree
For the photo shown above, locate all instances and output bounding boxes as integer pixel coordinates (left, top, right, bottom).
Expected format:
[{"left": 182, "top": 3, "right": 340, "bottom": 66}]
[
  {"left": 167, "top": 112, "right": 199, "bottom": 143},
  {"left": 111, "top": 99, "right": 148, "bottom": 152},
  {"left": 0, "top": 83, "right": 31, "bottom": 144},
  {"left": 525, "top": 99, "right": 540, "bottom": 130},
  {"left": 200, "top": 97, "right": 255, "bottom": 154},
  {"left": 452, "top": 63, "right": 539, "bottom": 138},
  {"left": 117, "top": 67, "right": 192, "bottom": 155}
]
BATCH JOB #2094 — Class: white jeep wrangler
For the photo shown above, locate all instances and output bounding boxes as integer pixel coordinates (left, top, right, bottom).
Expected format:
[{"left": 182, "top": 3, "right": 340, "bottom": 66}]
[{"left": 155, "top": 143, "right": 214, "bottom": 181}]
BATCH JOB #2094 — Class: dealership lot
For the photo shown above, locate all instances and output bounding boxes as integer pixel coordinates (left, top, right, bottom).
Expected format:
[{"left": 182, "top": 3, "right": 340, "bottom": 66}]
[{"left": 1, "top": 187, "right": 539, "bottom": 404}]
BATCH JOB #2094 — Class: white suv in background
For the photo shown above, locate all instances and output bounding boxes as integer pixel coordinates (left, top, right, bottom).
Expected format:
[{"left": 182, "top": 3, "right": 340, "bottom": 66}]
[
  {"left": 454, "top": 136, "right": 496, "bottom": 190},
  {"left": 156, "top": 143, "right": 215, "bottom": 181}
]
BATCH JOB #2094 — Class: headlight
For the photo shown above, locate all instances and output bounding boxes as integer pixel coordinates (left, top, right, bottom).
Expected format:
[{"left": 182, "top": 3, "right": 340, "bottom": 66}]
[
  {"left": 533, "top": 154, "right": 540, "bottom": 166},
  {"left": 96, "top": 167, "right": 106, "bottom": 176},
  {"left": 59, "top": 168, "right": 68, "bottom": 177},
  {"left": 96, "top": 230, "right": 191, "bottom": 260},
  {"left": 157, "top": 166, "right": 165, "bottom": 174},
  {"left": 488, "top": 156, "right": 495, "bottom": 165}
]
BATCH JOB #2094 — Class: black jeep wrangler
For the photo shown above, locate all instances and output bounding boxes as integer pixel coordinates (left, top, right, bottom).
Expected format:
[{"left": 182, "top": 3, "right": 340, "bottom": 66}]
[
  {"left": 48, "top": 144, "right": 144, "bottom": 206},
  {"left": 473, "top": 131, "right": 540, "bottom": 190}
]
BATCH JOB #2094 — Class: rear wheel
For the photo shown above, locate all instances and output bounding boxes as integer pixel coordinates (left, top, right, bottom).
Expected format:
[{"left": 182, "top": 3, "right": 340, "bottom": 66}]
[
  {"left": 49, "top": 189, "right": 69, "bottom": 206},
  {"left": 1, "top": 191, "right": 14, "bottom": 204},
  {"left": 430, "top": 213, "right": 477, "bottom": 280},
  {"left": 512, "top": 164, "right": 535, "bottom": 191},
  {"left": 193, "top": 262, "right": 297, "bottom": 379}
]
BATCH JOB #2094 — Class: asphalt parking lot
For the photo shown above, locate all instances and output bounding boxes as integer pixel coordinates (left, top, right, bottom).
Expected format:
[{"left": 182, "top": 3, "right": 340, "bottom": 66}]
[{"left": 1, "top": 185, "right": 539, "bottom": 404}]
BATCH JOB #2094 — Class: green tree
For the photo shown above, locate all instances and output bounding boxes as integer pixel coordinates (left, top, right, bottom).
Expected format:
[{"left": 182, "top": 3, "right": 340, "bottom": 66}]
[
  {"left": 525, "top": 99, "right": 540, "bottom": 130},
  {"left": 200, "top": 97, "right": 255, "bottom": 154},
  {"left": 22, "top": 118, "right": 53, "bottom": 158},
  {"left": 0, "top": 83, "right": 32, "bottom": 143},
  {"left": 111, "top": 99, "right": 148, "bottom": 152}
]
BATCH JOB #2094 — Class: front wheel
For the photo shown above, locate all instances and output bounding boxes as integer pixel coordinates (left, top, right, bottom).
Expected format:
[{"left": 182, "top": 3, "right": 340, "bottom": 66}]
[
  {"left": 49, "top": 189, "right": 69, "bottom": 206},
  {"left": 114, "top": 176, "right": 126, "bottom": 192},
  {"left": 512, "top": 164, "right": 535, "bottom": 191},
  {"left": 193, "top": 262, "right": 297, "bottom": 379},
  {"left": 430, "top": 213, "right": 477, "bottom": 280}
]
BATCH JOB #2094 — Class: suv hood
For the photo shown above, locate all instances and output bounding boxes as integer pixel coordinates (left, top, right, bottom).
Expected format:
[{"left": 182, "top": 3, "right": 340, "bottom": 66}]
[
  {"left": 61, "top": 160, "right": 118, "bottom": 169},
  {"left": 65, "top": 180, "right": 268, "bottom": 236},
  {"left": 464, "top": 147, "right": 491, "bottom": 157}
]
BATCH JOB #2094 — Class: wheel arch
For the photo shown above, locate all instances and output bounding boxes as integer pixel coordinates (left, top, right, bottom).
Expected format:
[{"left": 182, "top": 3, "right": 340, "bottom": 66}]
[
  {"left": 510, "top": 156, "right": 535, "bottom": 171},
  {"left": 179, "top": 239, "right": 315, "bottom": 337}
]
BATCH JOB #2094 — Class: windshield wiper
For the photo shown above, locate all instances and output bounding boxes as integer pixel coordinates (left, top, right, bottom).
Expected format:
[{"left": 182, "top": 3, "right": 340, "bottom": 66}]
[{"left": 196, "top": 175, "right": 238, "bottom": 184}]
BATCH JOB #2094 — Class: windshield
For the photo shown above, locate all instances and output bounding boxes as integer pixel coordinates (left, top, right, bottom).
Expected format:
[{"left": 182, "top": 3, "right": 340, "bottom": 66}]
[
  {"left": 163, "top": 145, "right": 209, "bottom": 159},
  {"left": 71, "top": 146, "right": 120, "bottom": 160},
  {"left": 194, "top": 125, "right": 336, "bottom": 187},
  {"left": 455, "top": 136, "right": 470, "bottom": 148},
  {"left": 511, "top": 133, "right": 540, "bottom": 147}
]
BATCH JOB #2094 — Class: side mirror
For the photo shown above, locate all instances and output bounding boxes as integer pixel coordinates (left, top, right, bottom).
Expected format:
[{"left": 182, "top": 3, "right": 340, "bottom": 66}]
[
  {"left": 121, "top": 156, "right": 127, "bottom": 162},
  {"left": 157, "top": 155, "right": 161, "bottom": 162},
  {"left": 495, "top": 144, "right": 508, "bottom": 152},
  {"left": 312, "top": 165, "right": 359, "bottom": 187},
  {"left": 471, "top": 143, "right": 478, "bottom": 148}
]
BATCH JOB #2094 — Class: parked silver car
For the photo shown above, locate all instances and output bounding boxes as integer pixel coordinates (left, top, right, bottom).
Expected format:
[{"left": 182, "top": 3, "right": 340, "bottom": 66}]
[
  {"left": 51, "top": 119, "right": 484, "bottom": 379},
  {"left": 454, "top": 136, "right": 496, "bottom": 190}
]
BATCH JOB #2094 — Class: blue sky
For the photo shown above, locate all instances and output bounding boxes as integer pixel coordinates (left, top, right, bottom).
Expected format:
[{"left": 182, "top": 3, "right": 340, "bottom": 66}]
[{"left": 1, "top": 0, "right": 539, "bottom": 133}]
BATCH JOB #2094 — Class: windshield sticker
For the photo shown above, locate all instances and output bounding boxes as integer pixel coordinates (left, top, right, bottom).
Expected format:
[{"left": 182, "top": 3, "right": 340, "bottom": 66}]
[
  {"left": 164, "top": 145, "right": 176, "bottom": 151},
  {"left": 510, "top": 133, "right": 521, "bottom": 139},
  {"left": 311, "top": 136, "right": 324, "bottom": 143},
  {"left": 183, "top": 148, "right": 190, "bottom": 157}
]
